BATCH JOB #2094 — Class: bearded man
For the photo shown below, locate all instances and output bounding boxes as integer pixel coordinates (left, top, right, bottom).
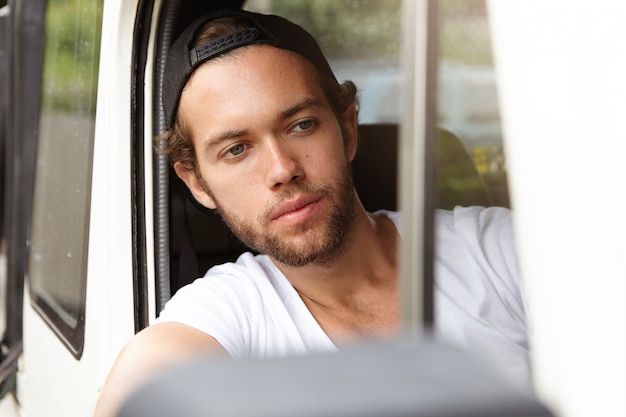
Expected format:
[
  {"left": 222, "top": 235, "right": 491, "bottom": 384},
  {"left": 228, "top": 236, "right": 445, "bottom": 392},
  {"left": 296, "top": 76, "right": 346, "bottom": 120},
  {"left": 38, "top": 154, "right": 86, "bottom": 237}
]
[{"left": 94, "top": 9, "right": 530, "bottom": 417}]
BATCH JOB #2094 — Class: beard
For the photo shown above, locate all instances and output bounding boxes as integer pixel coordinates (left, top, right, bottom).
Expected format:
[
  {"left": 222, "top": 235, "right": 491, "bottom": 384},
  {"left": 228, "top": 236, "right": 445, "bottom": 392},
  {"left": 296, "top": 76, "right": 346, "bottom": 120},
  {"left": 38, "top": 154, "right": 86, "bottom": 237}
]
[{"left": 208, "top": 164, "right": 357, "bottom": 268}]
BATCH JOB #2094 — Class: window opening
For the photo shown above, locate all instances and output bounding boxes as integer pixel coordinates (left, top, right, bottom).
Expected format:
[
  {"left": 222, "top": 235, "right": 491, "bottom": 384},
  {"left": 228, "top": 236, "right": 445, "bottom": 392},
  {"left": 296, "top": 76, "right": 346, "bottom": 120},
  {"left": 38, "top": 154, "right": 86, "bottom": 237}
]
[{"left": 27, "top": 0, "right": 103, "bottom": 357}]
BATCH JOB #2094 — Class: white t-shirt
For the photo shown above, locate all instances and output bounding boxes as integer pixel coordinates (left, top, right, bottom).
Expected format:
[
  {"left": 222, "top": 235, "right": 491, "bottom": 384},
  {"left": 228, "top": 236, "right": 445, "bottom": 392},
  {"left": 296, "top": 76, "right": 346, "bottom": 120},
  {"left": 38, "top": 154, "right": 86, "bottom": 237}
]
[{"left": 158, "top": 206, "right": 530, "bottom": 390}]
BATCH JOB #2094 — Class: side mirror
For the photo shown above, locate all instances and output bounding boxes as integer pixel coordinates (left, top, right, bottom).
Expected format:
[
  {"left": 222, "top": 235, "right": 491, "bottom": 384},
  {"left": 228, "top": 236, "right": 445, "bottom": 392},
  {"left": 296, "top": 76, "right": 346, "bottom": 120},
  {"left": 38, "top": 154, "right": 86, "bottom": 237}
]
[{"left": 118, "top": 338, "right": 553, "bottom": 417}]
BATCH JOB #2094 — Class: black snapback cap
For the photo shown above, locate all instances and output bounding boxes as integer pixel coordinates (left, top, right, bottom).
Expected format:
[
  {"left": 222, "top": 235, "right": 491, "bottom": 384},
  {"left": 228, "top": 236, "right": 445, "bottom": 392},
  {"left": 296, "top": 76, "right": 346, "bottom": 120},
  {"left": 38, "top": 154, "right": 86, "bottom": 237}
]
[{"left": 162, "top": 9, "right": 337, "bottom": 129}]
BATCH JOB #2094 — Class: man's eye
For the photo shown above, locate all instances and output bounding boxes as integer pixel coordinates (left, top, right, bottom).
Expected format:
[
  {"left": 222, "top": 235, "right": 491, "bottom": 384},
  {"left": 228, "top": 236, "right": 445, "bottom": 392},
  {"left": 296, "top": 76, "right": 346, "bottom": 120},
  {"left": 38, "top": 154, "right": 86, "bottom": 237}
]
[
  {"left": 226, "top": 144, "right": 246, "bottom": 157},
  {"left": 292, "top": 119, "right": 315, "bottom": 132}
]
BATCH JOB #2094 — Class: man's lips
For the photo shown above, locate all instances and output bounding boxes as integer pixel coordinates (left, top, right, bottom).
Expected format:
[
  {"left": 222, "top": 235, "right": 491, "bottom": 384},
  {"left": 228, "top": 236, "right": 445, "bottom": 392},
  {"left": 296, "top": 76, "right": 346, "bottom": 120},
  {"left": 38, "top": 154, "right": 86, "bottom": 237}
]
[{"left": 270, "top": 195, "right": 323, "bottom": 223}]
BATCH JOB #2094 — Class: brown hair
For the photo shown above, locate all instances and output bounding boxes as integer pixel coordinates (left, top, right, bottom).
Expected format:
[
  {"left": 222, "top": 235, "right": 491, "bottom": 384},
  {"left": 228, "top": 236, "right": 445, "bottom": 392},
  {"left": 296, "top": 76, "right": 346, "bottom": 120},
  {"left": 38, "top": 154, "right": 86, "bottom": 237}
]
[{"left": 156, "top": 16, "right": 358, "bottom": 174}]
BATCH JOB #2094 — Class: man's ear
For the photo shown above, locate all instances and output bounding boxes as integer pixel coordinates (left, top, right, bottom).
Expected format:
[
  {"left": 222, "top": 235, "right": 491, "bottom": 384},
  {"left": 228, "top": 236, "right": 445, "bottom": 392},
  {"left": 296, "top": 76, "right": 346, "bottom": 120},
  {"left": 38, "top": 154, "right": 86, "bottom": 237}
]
[
  {"left": 341, "top": 104, "right": 359, "bottom": 162},
  {"left": 173, "top": 162, "right": 217, "bottom": 209}
]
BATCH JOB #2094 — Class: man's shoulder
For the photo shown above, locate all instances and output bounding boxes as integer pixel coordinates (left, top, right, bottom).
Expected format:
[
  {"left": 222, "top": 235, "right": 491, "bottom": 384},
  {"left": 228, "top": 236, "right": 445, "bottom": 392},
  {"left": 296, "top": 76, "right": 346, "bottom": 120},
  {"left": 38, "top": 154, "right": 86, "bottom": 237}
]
[
  {"left": 175, "top": 251, "right": 280, "bottom": 298},
  {"left": 157, "top": 253, "right": 290, "bottom": 345},
  {"left": 432, "top": 207, "right": 529, "bottom": 390},
  {"left": 382, "top": 206, "right": 514, "bottom": 239},
  {"left": 435, "top": 205, "right": 513, "bottom": 227},
  {"left": 207, "top": 251, "right": 273, "bottom": 278},
  {"left": 434, "top": 205, "right": 518, "bottom": 277}
]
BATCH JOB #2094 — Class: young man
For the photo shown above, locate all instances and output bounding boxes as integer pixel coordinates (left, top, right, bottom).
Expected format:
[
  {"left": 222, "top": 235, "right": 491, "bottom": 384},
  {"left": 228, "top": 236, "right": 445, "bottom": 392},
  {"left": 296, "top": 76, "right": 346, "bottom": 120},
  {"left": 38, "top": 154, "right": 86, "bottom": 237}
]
[{"left": 94, "top": 9, "right": 530, "bottom": 417}]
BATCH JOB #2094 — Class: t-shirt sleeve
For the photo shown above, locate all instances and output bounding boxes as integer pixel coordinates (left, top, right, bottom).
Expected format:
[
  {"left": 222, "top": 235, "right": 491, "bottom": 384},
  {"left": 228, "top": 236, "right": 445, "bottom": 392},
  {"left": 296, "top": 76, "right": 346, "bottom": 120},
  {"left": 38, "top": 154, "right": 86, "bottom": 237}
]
[
  {"left": 155, "top": 263, "right": 262, "bottom": 358},
  {"left": 433, "top": 206, "right": 531, "bottom": 391}
]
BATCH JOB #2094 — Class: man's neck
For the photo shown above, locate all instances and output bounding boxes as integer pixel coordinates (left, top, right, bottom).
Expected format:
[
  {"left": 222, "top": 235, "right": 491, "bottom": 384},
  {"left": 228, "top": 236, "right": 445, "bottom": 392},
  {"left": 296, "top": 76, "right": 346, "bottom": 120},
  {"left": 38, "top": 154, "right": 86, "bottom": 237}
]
[{"left": 274, "top": 208, "right": 400, "bottom": 343}]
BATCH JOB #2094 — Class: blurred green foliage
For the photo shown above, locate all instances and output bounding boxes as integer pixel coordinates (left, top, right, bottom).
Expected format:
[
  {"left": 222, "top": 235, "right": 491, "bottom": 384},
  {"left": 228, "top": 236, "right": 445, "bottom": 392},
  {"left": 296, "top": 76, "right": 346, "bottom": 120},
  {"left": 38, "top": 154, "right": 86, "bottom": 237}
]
[
  {"left": 41, "top": 0, "right": 103, "bottom": 113},
  {"left": 437, "top": 128, "right": 494, "bottom": 209},
  {"left": 439, "top": 0, "right": 493, "bottom": 66},
  {"left": 256, "top": 0, "right": 491, "bottom": 66},
  {"left": 269, "top": 0, "right": 402, "bottom": 61}
]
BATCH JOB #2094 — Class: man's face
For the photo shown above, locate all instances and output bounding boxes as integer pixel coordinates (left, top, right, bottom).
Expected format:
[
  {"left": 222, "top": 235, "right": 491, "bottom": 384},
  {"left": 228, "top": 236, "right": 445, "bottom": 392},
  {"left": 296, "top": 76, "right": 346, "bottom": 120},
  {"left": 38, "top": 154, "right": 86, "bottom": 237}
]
[{"left": 175, "top": 45, "right": 359, "bottom": 267}]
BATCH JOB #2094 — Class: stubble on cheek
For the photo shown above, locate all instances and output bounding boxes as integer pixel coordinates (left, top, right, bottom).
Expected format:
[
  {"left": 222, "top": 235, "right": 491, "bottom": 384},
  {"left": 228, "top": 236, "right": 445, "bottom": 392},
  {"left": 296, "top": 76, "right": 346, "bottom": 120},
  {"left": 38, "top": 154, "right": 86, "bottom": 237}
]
[{"left": 207, "top": 167, "right": 357, "bottom": 268}]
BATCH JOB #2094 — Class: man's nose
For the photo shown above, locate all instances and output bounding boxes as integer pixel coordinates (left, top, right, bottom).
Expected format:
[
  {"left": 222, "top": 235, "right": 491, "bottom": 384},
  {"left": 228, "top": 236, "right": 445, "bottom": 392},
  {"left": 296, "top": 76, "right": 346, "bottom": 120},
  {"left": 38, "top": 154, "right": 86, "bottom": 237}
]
[{"left": 264, "top": 139, "right": 304, "bottom": 190}]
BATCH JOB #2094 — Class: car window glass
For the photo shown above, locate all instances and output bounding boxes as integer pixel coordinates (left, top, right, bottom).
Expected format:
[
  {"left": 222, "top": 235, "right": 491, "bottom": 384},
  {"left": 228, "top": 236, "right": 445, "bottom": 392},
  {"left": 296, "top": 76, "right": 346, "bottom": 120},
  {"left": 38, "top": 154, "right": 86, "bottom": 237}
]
[
  {"left": 27, "top": 0, "right": 103, "bottom": 357},
  {"left": 438, "top": 0, "right": 508, "bottom": 207}
]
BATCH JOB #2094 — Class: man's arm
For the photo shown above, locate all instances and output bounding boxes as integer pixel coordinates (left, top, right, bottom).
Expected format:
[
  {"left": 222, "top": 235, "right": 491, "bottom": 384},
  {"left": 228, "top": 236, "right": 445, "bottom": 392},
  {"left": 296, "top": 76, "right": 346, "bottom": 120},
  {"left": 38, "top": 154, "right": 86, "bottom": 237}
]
[{"left": 93, "top": 322, "right": 228, "bottom": 417}]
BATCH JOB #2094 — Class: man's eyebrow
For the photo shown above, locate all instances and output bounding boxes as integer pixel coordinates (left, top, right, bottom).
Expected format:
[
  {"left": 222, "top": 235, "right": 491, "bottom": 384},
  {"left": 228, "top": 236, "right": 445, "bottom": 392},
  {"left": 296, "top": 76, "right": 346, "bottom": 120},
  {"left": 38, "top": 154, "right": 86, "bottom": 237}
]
[
  {"left": 277, "top": 98, "right": 325, "bottom": 122},
  {"left": 203, "top": 129, "right": 249, "bottom": 153},
  {"left": 201, "top": 98, "right": 325, "bottom": 154}
]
